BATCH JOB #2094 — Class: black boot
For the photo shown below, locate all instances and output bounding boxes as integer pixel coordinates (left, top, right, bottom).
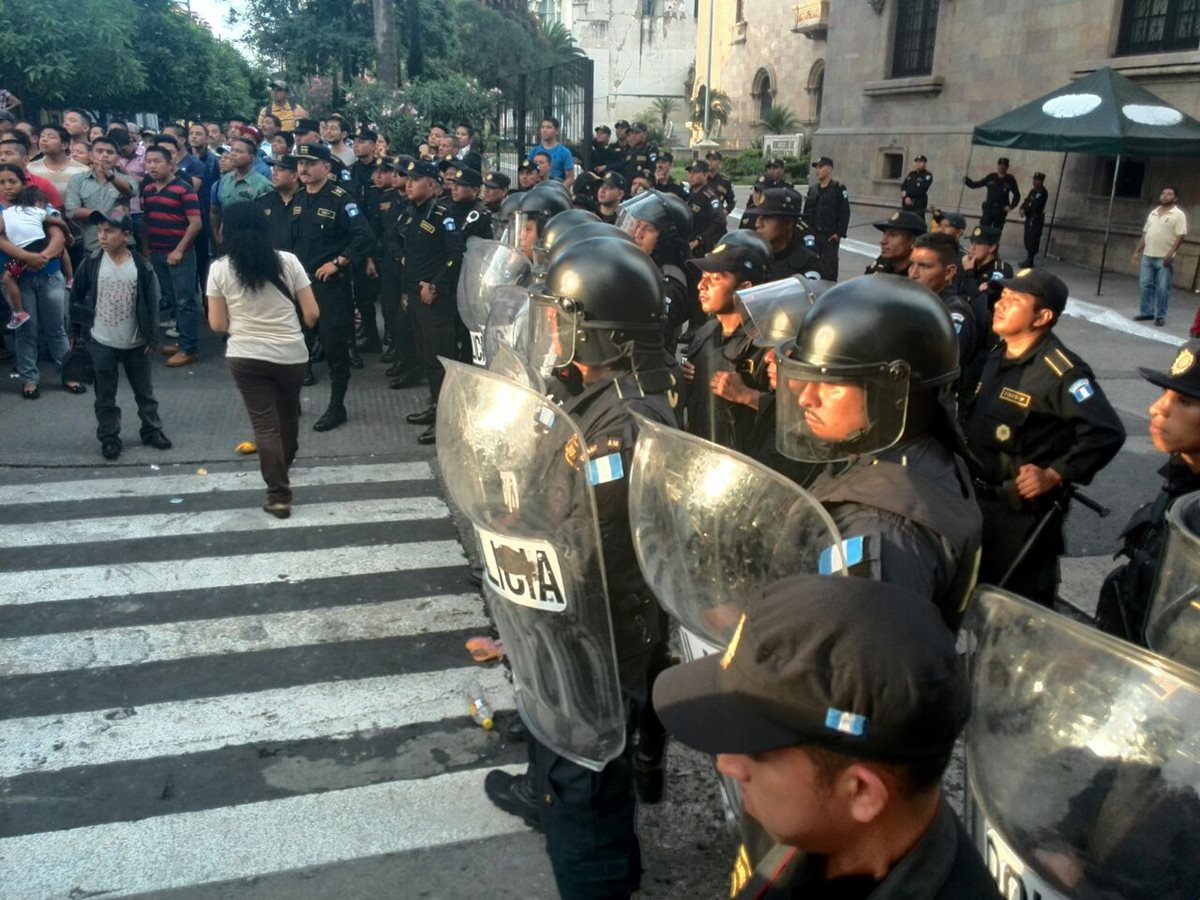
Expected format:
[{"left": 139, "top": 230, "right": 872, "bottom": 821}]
[
  {"left": 406, "top": 405, "right": 437, "bottom": 426},
  {"left": 633, "top": 729, "right": 668, "bottom": 805},
  {"left": 313, "top": 404, "right": 347, "bottom": 432},
  {"left": 483, "top": 769, "right": 541, "bottom": 831},
  {"left": 302, "top": 362, "right": 316, "bottom": 386},
  {"left": 381, "top": 346, "right": 400, "bottom": 364},
  {"left": 348, "top": 347, "right": 365, "bottom": 370}
]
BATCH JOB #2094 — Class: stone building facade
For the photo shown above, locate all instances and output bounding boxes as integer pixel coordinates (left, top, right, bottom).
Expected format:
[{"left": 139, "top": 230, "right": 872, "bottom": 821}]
[
  {"left": 691, "top": 1, "right": 829, "bottom": 149},
  {"left": 815, "top": 0, "right": 1199, "bottom": 285},
  {"left": 536, "top": 0, "right": 697, "bottom": 135}
]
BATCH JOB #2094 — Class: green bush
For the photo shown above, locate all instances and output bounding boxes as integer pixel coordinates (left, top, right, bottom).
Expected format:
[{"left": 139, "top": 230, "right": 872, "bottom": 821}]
[{"left": 714, "top": 150, "right": 811, "bottom": 183}]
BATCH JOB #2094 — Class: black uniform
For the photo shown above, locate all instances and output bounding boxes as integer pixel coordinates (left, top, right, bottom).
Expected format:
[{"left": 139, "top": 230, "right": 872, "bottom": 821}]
[
  {"left": 1020, "top": 184, "right": 1049, "bottom": 267},
  {"left": 965, "top": 172, "right": 1020, "bottom": 235},
  {"left": 733, "top": 800, "right": 1001, "bottom": 900},
  {"left": 901, "top": 167, "right": 934, "bottom": 214},
  {"left": 400, "top": 195, "right": 464, "bottom": 403},
  {"left": 256, "top": 188, "right": 301, "bottom": 252},
  {"left": 956, "top": 257, "right": 1014, "bottom": 348},
  {"left": 803, "top": 180, "right": 851, "bottom": 279},
  {"left": 864, "top": 255, "right": 912, "bottom": 277},
  {"left": 534, "top": 371, "right": 678, "bottom": 900},
  {"left": 710, "top": 171, "right": 736, "bottom": 213},
  {"left": 346, "top": 158, "right": 384, "bottom": 350},
  {"left": 291, "top": 181, "right": 376, "bottom": 407},
  {"left": 767, "top": 231, "right": 826, "bottom": 282},
  {"left": 1096, "top": 456, "right": 1200, "bottom": 643},
  {"left": 618, "top": 143, "right": 658, "bottom": 184},
  {"left": 681, "top": 320, "right": 765, "bottom": 452},
  {"left": 963, "top": 332, "right": 1125, "bottom": 605},
  {"left": 589, "top": 139, "right": 618, "bottom": 173},
  {"left": 445, "top": 197, "right": 492, "bottom": 361},
  {"left": 377, "top": 187, "right": 415, "bottom": 372},
  {"left": 652, "top": 177, "right": 685, "bottom": 198},
  {"left": 454, "top": 147, "right": 483, "bottom": 174},
  {"left": 684, "top": 182, "right": 725, "bottom": 256},
  {"left": 938, "top": 285, "right": 983, "bottom": 404}
]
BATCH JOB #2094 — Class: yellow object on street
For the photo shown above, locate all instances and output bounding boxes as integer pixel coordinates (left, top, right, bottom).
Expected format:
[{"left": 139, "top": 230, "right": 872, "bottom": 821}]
[{"left": 235, "top": 442, "right": 258, "bottom": 455}]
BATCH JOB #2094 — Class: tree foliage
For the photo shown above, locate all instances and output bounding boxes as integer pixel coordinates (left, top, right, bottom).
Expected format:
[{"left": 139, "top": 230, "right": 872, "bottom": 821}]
[
  {"left": 0, "top": 0, "right": 260, "bottom": 119},
  {"left": 756, "top": 106, "right": 801, "bottom": 134}
]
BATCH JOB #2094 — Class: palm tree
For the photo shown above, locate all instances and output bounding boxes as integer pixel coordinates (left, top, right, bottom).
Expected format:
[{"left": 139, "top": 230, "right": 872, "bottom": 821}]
[
  {"left": 756, "top": 105, "right": 802, "bottom": 133},
  {"left": 691, "top": 86, "right": 732, "bottom": 130},
  {"left": 650, "top": 96, "right": 679, "bottom": 130},
  {"left": 539, "top": 20, "right": 585, "bottom": 62}
]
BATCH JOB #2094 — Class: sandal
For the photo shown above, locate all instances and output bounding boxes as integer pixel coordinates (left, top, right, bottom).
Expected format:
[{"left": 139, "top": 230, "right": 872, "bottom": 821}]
[
  {"left": 22, "top": 385, "right": 39, "bottom": 400},
  {"left": 63, "top": 381, "right": 87, "bottom": 395}
]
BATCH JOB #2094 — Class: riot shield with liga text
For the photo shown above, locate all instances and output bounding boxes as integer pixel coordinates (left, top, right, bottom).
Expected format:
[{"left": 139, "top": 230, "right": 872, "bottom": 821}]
[
  {"left": 1146, "top": 490, "right": 1200, "bottom": 670},
  {"left": 435, "top": 360, "right": 625, "bottom": 770},
  {"left": 457, "top": 237, "right": 531, "bottom": 366},
  {"left": 965, "top": 588, "right": 1200, "bottom": 900},
  {"left": 628, "top": 417, "right": 844, "bottom": 650}
]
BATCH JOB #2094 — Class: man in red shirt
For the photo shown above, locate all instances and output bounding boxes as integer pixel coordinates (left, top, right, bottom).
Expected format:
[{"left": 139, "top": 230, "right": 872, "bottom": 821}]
[
  {"left": 0, "top": 133, "right": 63, "bottom": 208},
  {"left": 142, "top": 145, "right": 201, "bottom": 367}
]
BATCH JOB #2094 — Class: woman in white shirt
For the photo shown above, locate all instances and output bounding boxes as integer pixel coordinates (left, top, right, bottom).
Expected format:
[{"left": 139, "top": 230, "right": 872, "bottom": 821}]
[{"left": 206, "top": 202, "right": 319, "bottom": 519}]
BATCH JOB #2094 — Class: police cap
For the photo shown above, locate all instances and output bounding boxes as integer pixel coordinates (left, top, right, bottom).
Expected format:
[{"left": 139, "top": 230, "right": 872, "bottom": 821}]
[
  {"left": 941, "top": 212, "right": 967, "bottom": 230},
  {"left": 631, "top": 122, "right": 648, "bottom": 134},
  {"left": 999, "top": 267, "right": 1069, "bottom": 317},
  {"left": 812, "top": 155, "right": 834, "bottom": 168},
  {"left": 658, "top": 150, "right": 674, "bottom": 164},
  {"left": 746, "top": 187, "right": 805, "bottom": 218},
  {"left": 687, "top": 242, "right": 767, "bottom": 283},
  {"left": 293, "top": 118, "right": 321, "bottom": 136},
  {"left": 653, "top": 575, "right": 969, "bottom": 761},
  {"left": 969, "top": 225, "right": 1002, "bottom": 245},
  {"left": 406, "top": 158, "right": 441, "bottom": 180},
  {"left": 1139, "top": 340, "right": 1200, "bottom": 400},
  {"left": 483, "top": 171, "right": 510, "bottom": 190},
  {"left": 452, "top": 166, "right": 482, "bottom": 187},
  {"left": 706, "top": 150, "right": 724, "bottom": 161},
  {"left": 292, "top": 142, "right": 332, "bottom": 163},
  {"left": 354, "top": 127, "right": 378, "bottom": 142},
  {"left": 766, "top": 157, "right": 785, "bottom": 169},
  {"left": 518, "top": 159, "right": 538, "bottom": 173},
  {"left": 1033, "top": 171, "right": 1046, "bottom": 180},
  {"left": 600, "top": 170, "right": 627, "bottom": 191},
  {"left": 272, "top": 155, "right": 299, "bottom": 171},
  {"left": 872, "top": 209, "right": 927, "bottom": 235},
  {"left": 686, "top": 159, "right": 709, "bottom": 174},
  {"left": 437, "top": 157, "right": 458, "bottom": 172},
  {"left": 614, "top": 119, "right": 631, "bottom": 130},
  {"left": 997, "top": 157, "right": 1011, "bottom": 166},
  {"left": 914, "top": 154, "right": 928, "bottom": 162}
]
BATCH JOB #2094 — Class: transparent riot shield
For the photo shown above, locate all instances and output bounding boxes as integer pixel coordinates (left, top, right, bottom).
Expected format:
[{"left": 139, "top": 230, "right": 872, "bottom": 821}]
[
  {"left": 487, "top": 341, "right": 546, "bottom": 395},
  {"left": 436, "top": 361, "right": 624, "bottom": 771},
  {"left": 1146, "top": 491, "right": 1200, "bottom": 669},
  {"left": 965, "top": 588, "right": 1200, "bottom": 900},
  {"left": 628, "top": 417, "right": 845, "bottom": 649},
  {"left": 457, "top": 238, "right": 531, "bottom": 366},
  {"left": 483, "top": 285, "right": 532, "bottom": 368}
]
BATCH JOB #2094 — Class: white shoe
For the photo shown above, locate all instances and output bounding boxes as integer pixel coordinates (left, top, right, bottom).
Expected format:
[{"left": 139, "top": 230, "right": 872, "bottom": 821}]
[{"left": 165, "top": 327, "right": 179, "bottom": 338}]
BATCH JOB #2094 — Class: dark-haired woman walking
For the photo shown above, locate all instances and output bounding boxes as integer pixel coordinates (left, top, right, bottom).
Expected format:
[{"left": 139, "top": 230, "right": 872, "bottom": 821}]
[{"left": 206, "top": 202, "right": 319, "bottom": 519}]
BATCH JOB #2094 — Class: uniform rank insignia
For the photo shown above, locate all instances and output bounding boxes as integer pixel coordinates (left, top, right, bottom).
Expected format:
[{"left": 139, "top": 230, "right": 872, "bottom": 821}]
[
  {"left": 999, "top": 387, "right": 1032, "bottom": 409},
  {"left": 605, "top": 436, "right": 623, "bottom": 451},
  {"left": 995, "top": 424, "right": 1012, "bottom": 442},
  {"left": 344, "top": 203, "right": 360, "bottom": 217},
  {"left": 950, "top": 311, "right": 965, "bottom": 334},
  {"left": 587, "top": 452, "right": 624, "bottom": 486},
  {"left": 1172, "top": 347, "right": 1195, "bottom": 375},
  {"left": 420, "top": 220, "right": 436, "bottom": 234},
  {"left": 819, "top": 535, "right": 864, "bottom": 574},
  {"left": 1068, "top": 378, "right": 1095, "bottom": 403},
  {"left": 317, "top": 207, "right": 336, "bottom": 219},
  {"left": 563, "top": 434, "right": 583, "bottom": 469}
]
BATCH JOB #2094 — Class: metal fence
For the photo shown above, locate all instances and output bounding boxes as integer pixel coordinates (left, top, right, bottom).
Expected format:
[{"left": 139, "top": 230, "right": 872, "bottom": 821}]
[{"left": 492, "top": 57, "right": 594, "bottom": 177}]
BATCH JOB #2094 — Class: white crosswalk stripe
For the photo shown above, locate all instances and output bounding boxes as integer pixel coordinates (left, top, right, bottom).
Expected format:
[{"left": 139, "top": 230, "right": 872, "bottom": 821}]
[{"left": 0, "top": 460, "right": 530, "bottom": 898}]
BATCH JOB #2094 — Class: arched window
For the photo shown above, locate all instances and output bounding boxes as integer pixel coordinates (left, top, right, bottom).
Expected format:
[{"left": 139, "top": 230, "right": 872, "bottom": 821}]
[
  {"left": 752, "top": 68, "right": 774, "bottom": 117},
  {"left": 807, "top": 59, "right": 825, "bottom": 123}
]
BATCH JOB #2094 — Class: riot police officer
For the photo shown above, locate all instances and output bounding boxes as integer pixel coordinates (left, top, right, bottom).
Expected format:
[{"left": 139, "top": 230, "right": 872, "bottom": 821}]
[
  {"left": 398, "top": 159, "right": 464, "bottom": 444},
  {"left": 682, "top": 160, "right": 725, "bottom": 256},
  {"left": 744, "top": 187, "right": 826, "bottom": 281},
  {"left": 803, "top": 156, "right": 851, "bottom": 280},
  {"left": 484, "top": 236, "right": 680, "bottom": 900},
  {"left": 775, "top": 275, "right": 983, "bottom": 630},
  {"left": 900, "top": 154, "right": 933, "bottom": 219},
  {"left": 864, "top": 209, "right": 926, "bottom": 276},
  {"left": 510, "top": 184, "right": 573, "bottom": 262},
  {"left": 706, "top": 150, "right": 736, "bottom": 213},
  {"left": 290, "top": 142, "right": 376, "bottom": 431},
  {"left": 481, "top": 170, "right": 509, "bottom": 215},
  {"left": 616, "top": 189, "right": 694, "bottom": 339},
  {"left": 962, "top": 269, "right": 1125, "bottom": 607},
  {"left": 1020, "top": 171, "right": 1049, "bottom": 268},
  {"left": 964, "top": 157, "right": 1020, "bottom": 237}
]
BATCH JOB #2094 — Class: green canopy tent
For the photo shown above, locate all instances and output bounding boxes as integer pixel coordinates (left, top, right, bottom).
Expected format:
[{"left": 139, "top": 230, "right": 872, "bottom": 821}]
[{"left": 957, "top": 67, "right": 1200, "bottom": 293}]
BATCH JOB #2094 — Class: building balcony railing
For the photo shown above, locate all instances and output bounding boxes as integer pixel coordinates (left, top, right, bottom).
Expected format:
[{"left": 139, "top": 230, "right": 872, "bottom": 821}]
[{"left": 792, "top": 0, "right": 829, "bottom": 38}]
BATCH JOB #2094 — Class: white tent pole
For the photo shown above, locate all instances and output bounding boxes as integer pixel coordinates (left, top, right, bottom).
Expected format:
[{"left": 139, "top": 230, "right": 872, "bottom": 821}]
[
  {"left": 955, "top": 143, "right": 976, "bottom": 215},
  {"left": 1043, "top": 152, "right": 1068, "bottom": 259},
  {"left": 1097, "top": 154, "right": 1121, "bottom": 295}
]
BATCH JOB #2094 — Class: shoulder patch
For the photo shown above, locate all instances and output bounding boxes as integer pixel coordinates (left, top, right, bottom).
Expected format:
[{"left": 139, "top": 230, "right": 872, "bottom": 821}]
[
  {"left": 1068, "top": 378, "right": 1095, "bottom": 403},
  {"left": 444, "top": 218, "right": 457, "bottom": 231},
  {"left": 586, "top": 453, "right": 624, "bottom": 486},
  {"left": 344, "top": 202, "right": 360, "bottom": 218},
  {"left": 819, "top": 535, "right": 865, "bottom": 575}
]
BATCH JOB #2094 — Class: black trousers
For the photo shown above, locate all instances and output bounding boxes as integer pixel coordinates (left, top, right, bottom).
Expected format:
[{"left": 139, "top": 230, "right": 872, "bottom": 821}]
[
  {"left": 977, "top": 494, "right": 1065, "bottom": 607},
  {"left": 410, "top": 287, "right": 456, "bottom": 404},
  {"left": 981, "top": 203, "right": 1008, "bottom": 236},
  {"left": 89, "top": 341, "right": 164, "bottom": 444},
  {"left": 351, "top": 260, "right": 381, "bottom": 348},
  {"left": 312, "top": 276, "right": 353, "bottom": 407},
  {"left": 380, "top": 257, "right": 415, "bottom": 366},
  {"left": 813, "top": 232, "right": 840, "bottom": 281},
  {"left": 1023, "top": 215, "right": 1045, "bottom": 266}
]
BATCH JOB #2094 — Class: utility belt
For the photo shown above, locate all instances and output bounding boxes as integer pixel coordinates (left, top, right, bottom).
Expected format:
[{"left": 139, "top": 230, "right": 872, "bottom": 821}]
[{"left": 973, "top": 477, "right": 1065, "bottom": 514}]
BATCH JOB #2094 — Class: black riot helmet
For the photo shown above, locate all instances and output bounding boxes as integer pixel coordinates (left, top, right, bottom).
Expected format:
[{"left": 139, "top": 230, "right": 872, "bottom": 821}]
[
  {"left": 715, "top": 229, "right": 773, "bottom": 274},
  {"left": 617, "top": 189, "right": 693, "bottom": 244},
  {"left": 775, "top": 275, "right": 959, "bottom": 463},
  {"left": 533, "top": 208, "right": 601, "bottom": 273},
  {"left": 547, "top": 221, "right": 634, "bottom": 264},
  {"left": 528, "top": 236, "right": 671, "bottom": 392},
  {"left": 511, "top": 185, "right": 574, "bottom": 258},
  {"left": 494, "top": 191, "right": 524, "bottom": 241}
]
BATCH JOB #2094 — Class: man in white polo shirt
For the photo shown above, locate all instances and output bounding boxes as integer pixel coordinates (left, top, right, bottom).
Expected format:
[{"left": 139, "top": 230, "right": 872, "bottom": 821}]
[{"left": 1131, "top": 186, "right": 1187, "bottom": 328}]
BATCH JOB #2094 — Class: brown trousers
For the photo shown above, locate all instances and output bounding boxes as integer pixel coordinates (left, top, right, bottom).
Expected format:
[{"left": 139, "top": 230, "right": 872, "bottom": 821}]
[{"left": 228, "top": 357, "right": 307, "bottom": 505}]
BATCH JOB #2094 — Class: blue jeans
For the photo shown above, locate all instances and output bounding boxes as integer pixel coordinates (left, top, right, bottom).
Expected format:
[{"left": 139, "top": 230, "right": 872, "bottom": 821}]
[
  {"left": 15, "top": 269, "right": 69, "bottom": 385},
  {"left": 152, "top": 249, "right": 198, "bottom": 353},
  {"left": 1138, "top": 255, "right": 1173, "bottom": 320}
]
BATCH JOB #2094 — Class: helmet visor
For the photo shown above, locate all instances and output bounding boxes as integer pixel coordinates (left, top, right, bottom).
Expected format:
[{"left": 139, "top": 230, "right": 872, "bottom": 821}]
[
  {"left": 774, "top": 345, "right": 910, "bottom": 463},
  {"left": 735, "top": 277, "right": 818, "bottom": 348},
  {"left": 509, "top": 210, "right": 541, "bottom": 259},
  {"left": 528, "top": 293, "right": 580, "bottom": 372}
]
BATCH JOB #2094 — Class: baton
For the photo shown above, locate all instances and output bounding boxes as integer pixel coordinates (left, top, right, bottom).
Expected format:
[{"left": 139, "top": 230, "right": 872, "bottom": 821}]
[{"left": 998, "top": 485, "right": 1109, "bottom": 589}]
